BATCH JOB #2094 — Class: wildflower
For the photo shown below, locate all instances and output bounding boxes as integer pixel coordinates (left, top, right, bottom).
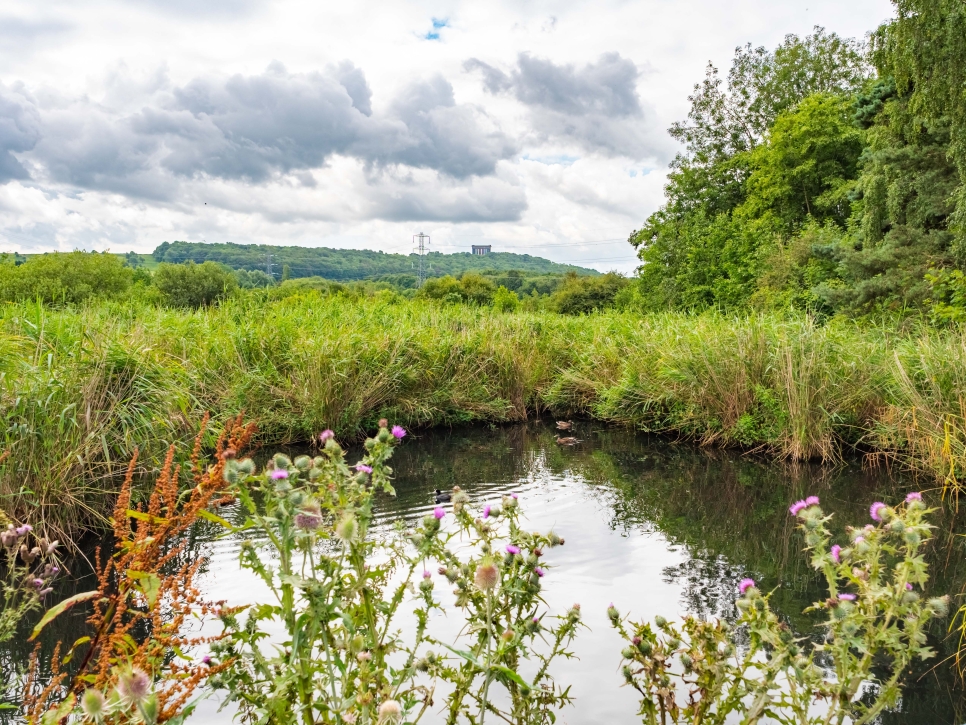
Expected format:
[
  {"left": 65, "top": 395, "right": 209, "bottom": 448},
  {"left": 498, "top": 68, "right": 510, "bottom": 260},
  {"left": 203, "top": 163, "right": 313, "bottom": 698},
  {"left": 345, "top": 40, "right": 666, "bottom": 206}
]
[
  {"left": 607, "top": 603, "right": 620, "bottom": 622},
  {"left": 738, "top": 578, "right": 756, "bottom": 595},
  {"left": 378, "top": 418, "right": 388, "bottom": 428},
  {"left": 0, "top": 526, "right": 16, "bottom": 549},
  {"left": 80, "top": 689, "right": 106, "bottom": 719},
  {"left": 116, "top": 668, "right": 151, "bottom": 704},
  {"left": 505, "top": 544, "right": 520, "bottom": 555},
  {"left": 870, "top": 501, "right": 887, "bottom": 522},
  {"left": 391, "top": 425, "right": 406, "bottom": 439},
  {"left": 805, "top": 496, "right": 820, "bottom": 506},
  {"left": 510, "top": 492, "right": 518, "bottom": 499},
  {"left": 905, "top": 582, "right": 914, "bottom": 591},
  {"left": 830, "top": 545, "right": 841, "bottom": 563},
  {"left": 535, "top": 567, "right": 545, "bottom": 577},
  {"left": 15, "top": 524, "right": 32, "bottom": 536},
  {"left": 295, "top": 512, "right": 321, "bottom": 530},
  {"left": 39, "top": 587, "right": 53, "bottom": 597},
  {"left": 31, "top": 578, "right": 44, "bottom": 588},
  {"left": 854, "top": 536, "right": 865, "bottom": 545},
  {"left": 377, "top": 700, "right": 403, "bottom": 724},
  {"left": 423, "top": 570, "right": 431, "bottom": 579},
  {"left": 270, "top": 468, "right": 289, "bottom": 480},
  {"left": 355, "top": 464, "right": 373, "bottom": 474},
  {"left": 905, "top": 491, "right": 922, "bottom": 503},
  {"left": 474, "top": 558, "right": 499, "bottom": 591},
  {"left": 838, "top": 593, "right": 856, "bottom": 601},
  {"left": 433, "top": 506, "right": 445, "bottom": 519},
  {"left": 319, "top": 429, "right": 334, "bottom": 443},
  {"left": 483, "top": 505, "right": 491, "bottom": 519},
  {"left": 788, "top": 500, "right": 807, "bottom": 516},
  {"left": 202, "top": 655, "right": 213, "bottom": 666}
]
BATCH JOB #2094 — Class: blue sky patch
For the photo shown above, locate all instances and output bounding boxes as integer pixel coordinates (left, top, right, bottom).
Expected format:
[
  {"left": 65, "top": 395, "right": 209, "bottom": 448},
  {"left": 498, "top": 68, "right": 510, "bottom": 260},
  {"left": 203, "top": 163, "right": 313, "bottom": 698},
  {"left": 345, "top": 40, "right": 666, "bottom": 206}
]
[{"left": 424, "top": 17, "right": 448, "bottom": 40}]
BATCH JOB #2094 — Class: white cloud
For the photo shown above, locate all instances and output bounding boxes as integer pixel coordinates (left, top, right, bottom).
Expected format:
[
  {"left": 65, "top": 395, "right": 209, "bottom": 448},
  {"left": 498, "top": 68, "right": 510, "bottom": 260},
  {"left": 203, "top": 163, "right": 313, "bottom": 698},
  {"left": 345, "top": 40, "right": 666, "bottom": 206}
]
[{"left": 0, "top": 0, "right": 895, "bottom": 270}]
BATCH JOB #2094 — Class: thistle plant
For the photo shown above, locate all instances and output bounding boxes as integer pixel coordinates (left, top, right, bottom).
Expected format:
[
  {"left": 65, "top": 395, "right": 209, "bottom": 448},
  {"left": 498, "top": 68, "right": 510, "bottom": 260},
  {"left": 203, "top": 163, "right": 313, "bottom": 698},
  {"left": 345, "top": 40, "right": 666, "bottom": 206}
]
[
  {"left": 611, "top": 492, "right": 948, "bottom": 725},
  {"left": 211, "top": 421, "right": 442, "bottom": 725},
  {"left": 0, "top": 520, "right": 60, "bottom": 646},
  {"left": 427, "top": 490, "right": 582, "bottom": 725}
]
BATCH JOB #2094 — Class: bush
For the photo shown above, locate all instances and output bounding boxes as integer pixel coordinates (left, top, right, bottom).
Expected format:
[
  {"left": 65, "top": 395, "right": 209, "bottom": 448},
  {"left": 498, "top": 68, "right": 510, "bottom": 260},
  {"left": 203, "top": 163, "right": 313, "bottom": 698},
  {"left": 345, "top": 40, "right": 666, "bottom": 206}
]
[
  {"left": 153, "top": 261, "right": 238, "bottom": 308},
  {"left": 0, "top": 252, "right": 132, "bottom": 304},
  {"left": 419, "top": 273, "right": 497, "bottom": 305},
  {"left": 549, "top": 272, "right": 628, "bottom": 314},
  {"left": 492, "top": 285, "right": 520, "bottom": 312}
]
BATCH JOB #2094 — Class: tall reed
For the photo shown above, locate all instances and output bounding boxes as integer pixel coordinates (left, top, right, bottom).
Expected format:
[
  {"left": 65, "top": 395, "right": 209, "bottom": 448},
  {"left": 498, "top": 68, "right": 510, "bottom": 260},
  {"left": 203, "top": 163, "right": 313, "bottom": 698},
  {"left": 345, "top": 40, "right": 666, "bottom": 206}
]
[{"left": 4, "top": 295, "right": 966, "bottom": 544}]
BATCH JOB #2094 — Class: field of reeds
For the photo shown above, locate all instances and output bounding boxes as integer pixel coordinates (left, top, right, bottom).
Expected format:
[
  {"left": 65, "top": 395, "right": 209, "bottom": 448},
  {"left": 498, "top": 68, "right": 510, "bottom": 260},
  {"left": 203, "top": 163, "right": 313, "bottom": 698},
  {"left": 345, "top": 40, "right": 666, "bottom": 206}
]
[{"left": 4, "top": 293, "right": 966, "bottom": 545}]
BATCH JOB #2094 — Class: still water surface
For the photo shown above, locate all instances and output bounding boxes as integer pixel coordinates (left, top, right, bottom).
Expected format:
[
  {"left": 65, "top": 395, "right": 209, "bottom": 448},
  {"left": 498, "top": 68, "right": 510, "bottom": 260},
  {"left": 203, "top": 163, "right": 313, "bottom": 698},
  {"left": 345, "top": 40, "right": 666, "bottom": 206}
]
[{"left": 7, "top": 423, "right": 966, "bottom": 723}]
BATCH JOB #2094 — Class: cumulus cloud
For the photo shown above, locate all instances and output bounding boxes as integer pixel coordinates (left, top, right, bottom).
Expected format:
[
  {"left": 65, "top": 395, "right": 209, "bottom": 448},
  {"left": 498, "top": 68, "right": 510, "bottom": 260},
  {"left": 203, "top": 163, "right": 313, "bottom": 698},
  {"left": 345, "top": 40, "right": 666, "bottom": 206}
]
[
  {"left": 465, "top": 52, "right": 667, "bottom": 160},
  {"left": 16, "top": 63, "right": 517, "bottom": 207}
]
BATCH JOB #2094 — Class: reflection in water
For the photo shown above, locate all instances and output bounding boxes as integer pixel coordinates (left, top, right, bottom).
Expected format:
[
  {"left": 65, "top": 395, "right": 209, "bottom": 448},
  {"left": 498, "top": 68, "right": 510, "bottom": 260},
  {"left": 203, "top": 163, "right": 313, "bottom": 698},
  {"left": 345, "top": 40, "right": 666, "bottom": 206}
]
[{"left": 5, "top": 422, "right": 965, "bottom": 724}]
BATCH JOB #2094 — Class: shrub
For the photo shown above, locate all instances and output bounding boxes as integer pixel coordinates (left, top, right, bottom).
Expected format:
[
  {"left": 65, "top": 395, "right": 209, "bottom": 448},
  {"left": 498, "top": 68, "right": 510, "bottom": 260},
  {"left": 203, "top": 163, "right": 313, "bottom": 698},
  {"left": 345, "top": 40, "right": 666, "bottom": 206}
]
[
  {"left": 420, "top": 273, "right": 497, "bottom": 305},
  {"left": 549, "top": 272, "right": 628, "bottom": 314},
  {"left": 153, "top": 261, "right": 238, "bottom": 308},
  {"left": 0, "top": 252, "right": 132, "bottom": 304},
  {"left": 492, "top": 285, "right": 520, "bottom": 312}
]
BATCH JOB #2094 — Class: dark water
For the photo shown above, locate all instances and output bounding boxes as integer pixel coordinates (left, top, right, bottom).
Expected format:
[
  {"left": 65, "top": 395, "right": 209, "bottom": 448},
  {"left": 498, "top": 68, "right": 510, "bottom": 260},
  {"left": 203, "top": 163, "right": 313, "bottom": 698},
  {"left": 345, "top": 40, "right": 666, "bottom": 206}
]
[{"left": 5, "top": 423, "right": 966, "bottom": 723}]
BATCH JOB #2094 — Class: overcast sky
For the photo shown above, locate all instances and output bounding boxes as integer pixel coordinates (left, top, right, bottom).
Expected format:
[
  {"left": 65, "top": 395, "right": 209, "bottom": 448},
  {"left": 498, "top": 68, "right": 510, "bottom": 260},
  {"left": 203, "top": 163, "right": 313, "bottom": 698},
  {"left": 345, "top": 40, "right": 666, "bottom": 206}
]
[{"left": 0, "top": 0, "right": 894, "bottom": 272}]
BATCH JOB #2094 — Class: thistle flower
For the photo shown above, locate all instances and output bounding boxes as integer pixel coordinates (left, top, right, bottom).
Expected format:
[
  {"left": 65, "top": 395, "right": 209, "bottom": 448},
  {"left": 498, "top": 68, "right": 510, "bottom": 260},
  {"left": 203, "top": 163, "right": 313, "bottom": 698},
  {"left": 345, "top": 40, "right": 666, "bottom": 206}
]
[
  {"left": 805, "top": 496, "right": 820, "bottom": 506},
  {"left": 319, "top": 429, "right": 334, "bottom": 443},
  {"left": 80, "top": 689, "right": 106, "bottom": 719},
  {"left": 295, "top": 512, "right": 321, "bottom": 530},
  {"left": 905, "top": 582, "right": 914, "bottom": 591},
  {"left": 355, "top": 464, "right": 373, "bottom": 474},
  {"left": 377, "top": 699, "right": 402, "bottom": 724},
  {"left": 905, "top": 491, "right": 922, "bottom": 502},
  {"left": 535, "top": 567, "right": 545, "bottom": 577},
  {"left": 423, "top": 570, "right": 431, "bottom": 579},
  {"left": 788, "top": 500, "right": 807, "bottom": 516},
  {"left": 838, "top": 593, "right": 856, "bottom": 601},
  {"left": 202, "top": 655, "right": 213, "bottom": 665},
  {"left": 391, "top": 425, "right": 406, "bottom": 439},
  {"left": 738, "top": 578, "right": 756, "bottom": 595},
  {"left": 116, "top": 668, "right": 151, "bottom": 704},
  {"left": 870, "top": 501, "right": 887, "bottom": 522},
  {"left": 270, "top": 468, "right": 289, "bottom": 480},
  {"left": 474, "top": 558, "right": 499, "bottom": 591},
  {"left": 433, "top": 506, "right": 445, "bottom": 519},
  {"left": 505, "top": 544, "right": 520, "bottom": 555},
  {"left": 15, "top": 524, "right": 32, "bottom": 536},
  {"left": 510, "top": 492, "right": 518, "bottom": 499},
  {"left": 483, "top": 505, "right": 491, "bottom": 519},
  {"left": 830, "top": 544, "right": 841, "bottom": 563},
  {"left": 607, "top": 603, "right": 619, "bottom": 622}
]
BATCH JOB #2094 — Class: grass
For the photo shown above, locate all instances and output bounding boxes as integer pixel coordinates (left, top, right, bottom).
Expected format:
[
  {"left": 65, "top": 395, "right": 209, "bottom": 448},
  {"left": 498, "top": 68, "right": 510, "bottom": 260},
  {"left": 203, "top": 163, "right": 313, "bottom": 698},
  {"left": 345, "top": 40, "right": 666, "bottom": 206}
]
[{"left": 4, "top": 294, "right": 966, "bottom": 545}]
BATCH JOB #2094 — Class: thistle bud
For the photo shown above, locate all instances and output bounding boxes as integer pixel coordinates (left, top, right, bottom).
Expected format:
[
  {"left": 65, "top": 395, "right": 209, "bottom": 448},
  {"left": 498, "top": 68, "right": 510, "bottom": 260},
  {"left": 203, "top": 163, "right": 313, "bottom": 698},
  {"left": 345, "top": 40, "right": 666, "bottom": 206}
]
[
  {"left": 294, "top": 455, "right": 312, "bottom": 471},
  {"left": 927, "top": 596, "right": 949, "bottom": 618},
  {"left": 336, "top": 514, "right": 358, "bottom": 542},
  {"left": 654, "top": 615, "right": 667, "bottom": 630},
  {"left": 500, "top": 630, "right": 514, "bottom": 642},
  {"left": 474, "top": 558, "right": 499, "bottom": 591},
  {"left": 621, "top": 646, "right": 636, "bottom": 660},
  {"left": 607, "top": 603, "right": 620, "bottom": 623}
]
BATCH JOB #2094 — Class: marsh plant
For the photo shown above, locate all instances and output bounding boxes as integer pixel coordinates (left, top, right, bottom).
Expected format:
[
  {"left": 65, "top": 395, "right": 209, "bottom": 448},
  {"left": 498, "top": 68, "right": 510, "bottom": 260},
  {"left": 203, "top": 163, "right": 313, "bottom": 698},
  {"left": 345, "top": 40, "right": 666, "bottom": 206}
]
[
  {"left": 0, "top": 521, "right": 60, "bottom": 645},
  {"left": 610, "top": 493, "right": 947, "bottom": 725},
  {"left": 210, "top": 420, "right": 580, "bottom": 725}
]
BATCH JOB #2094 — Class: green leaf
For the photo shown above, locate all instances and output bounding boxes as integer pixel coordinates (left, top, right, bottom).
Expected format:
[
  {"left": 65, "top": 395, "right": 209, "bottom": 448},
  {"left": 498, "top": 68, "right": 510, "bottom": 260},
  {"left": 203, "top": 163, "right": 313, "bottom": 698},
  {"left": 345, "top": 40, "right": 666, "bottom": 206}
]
[
  {"left": 127, "top": 570, "right": 162, "bottom": 608},
  {"left": 29, "top": 591, "right": 99, "bottom": 641},
  {"left": 61, "top": 635, "right": 92, "bottom": 664},
  {"left": 440, "top": 643, "right": 483, "bottom": 668},
  {"left": 197, "top": 508, "right": 234, "bottom": 529},
  {"left": 492, "top": 664, "right": 534, "bottom": 690}
]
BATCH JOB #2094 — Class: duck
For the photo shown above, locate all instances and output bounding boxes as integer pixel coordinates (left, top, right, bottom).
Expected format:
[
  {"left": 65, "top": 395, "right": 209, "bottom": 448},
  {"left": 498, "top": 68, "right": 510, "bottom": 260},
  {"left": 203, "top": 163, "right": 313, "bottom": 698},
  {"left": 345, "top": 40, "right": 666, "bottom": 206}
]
[
  {"left": 555, "top": 420, "right": 573, "bottom": 431},
  {"left": 434, "top": 488, "right": 452, "bottom": 502},
  {"left": 555, "top": 436, "right": 580, "bottom": 446}
]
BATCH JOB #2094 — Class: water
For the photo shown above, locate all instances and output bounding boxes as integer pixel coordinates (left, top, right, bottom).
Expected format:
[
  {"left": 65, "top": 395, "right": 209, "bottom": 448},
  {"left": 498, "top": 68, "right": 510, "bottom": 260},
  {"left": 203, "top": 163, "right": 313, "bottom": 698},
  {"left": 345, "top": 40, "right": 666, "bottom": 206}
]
[{"left": 6, "top": 423, "right": 966, "bottom": 723}]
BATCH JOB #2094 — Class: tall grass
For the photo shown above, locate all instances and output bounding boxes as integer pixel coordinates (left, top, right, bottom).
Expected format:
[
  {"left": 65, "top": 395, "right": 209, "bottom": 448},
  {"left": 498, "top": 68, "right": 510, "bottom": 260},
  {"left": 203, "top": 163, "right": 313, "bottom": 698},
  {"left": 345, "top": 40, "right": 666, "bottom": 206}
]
[{"left": 3, "top": 294, "right": 966, "bottom": 544}]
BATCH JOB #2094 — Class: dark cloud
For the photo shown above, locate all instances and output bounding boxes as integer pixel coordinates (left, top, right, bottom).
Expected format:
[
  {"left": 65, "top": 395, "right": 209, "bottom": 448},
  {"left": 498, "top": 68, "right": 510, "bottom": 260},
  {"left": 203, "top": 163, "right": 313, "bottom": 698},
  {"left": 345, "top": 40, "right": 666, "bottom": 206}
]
[
  {"left": 20, "top": 63, "right": 516, "bottom": 202},
  {"left": 0, "top": 83, "right": 42, "bottom": 183},
  {"left": 465, "top": 52, "right": 666, "bottom": 160}
]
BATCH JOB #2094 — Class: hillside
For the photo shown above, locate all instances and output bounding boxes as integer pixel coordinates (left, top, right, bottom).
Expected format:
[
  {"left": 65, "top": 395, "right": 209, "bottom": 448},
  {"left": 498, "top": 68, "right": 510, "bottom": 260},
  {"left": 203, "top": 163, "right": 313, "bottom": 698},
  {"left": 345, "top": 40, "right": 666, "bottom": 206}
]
[{"left": 151, "top": 241, "right": 598, "bottom": 281}]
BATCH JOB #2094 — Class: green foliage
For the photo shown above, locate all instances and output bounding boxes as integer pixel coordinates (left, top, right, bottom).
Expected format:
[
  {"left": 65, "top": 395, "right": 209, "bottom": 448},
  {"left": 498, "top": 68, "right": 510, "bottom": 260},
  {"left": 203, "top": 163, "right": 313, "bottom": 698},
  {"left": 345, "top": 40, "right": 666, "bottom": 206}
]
[
  {"left": 548, "top": 272, "right": 628, "bottom": 314},
  {"left": 0, "top": 252, "right": 132, "bottom": 304},
  {"left": 153, "top": 261, "right": 238, "bottom": 308},
  {"left": 492, "top": 286, "right": 520, "bottom": 312},
  {"left": 613, "top": 495, "right": 946, "bottom": 724},
  {"left": 419, "top": 273, "right": 497, "bottom": 305},
  {"left": 0, "top": 526, "right": 60, "bottom": 645},
  {"left": 152, "top": 241, "right": 596, "bottom": 281}
]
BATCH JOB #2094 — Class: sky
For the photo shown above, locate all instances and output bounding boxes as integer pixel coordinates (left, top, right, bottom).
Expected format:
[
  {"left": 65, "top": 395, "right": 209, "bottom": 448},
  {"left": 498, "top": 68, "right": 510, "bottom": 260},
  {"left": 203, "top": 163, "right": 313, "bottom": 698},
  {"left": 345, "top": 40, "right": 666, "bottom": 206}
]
[{"left": 0, "top": 0, "right": 895, "bottom": 273}]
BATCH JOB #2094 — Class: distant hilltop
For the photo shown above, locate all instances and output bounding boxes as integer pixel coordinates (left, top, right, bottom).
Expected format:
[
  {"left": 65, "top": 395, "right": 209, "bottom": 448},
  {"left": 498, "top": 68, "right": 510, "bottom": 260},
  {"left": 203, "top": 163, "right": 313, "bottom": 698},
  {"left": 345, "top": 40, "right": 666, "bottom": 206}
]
[{"left": 151, "top": 241, "right": 599, "bottom": 281}]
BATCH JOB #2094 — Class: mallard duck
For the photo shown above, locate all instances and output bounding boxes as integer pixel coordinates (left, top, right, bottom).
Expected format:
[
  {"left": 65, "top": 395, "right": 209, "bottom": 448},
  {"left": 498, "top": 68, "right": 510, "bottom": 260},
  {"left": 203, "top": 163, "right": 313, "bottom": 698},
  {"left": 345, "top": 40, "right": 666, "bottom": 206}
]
[
  {"left": 434, "top": 488, "right": 452, "bottom": 502},
  {"left": 555, "top": 436, "right": 580, "bottom": 446},
  {"left": 555, "top": 421, "right": 573, "bottom": 431}
]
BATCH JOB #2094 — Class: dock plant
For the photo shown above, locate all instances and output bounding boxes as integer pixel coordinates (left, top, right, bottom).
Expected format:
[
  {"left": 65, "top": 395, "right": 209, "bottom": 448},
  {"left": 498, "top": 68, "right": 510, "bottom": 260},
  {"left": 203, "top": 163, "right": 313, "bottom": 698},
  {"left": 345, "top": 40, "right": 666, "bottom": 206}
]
[{"left": 610, "top": 492, "right": 947, "bottom": 724}]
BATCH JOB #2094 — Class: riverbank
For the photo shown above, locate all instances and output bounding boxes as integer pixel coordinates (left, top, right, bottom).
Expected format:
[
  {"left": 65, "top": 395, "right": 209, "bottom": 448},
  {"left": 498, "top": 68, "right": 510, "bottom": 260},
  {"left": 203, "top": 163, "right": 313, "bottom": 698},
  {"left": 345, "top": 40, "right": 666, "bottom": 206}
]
[{"left": 3, "top": 295, "right": 965, "bottom": 544}]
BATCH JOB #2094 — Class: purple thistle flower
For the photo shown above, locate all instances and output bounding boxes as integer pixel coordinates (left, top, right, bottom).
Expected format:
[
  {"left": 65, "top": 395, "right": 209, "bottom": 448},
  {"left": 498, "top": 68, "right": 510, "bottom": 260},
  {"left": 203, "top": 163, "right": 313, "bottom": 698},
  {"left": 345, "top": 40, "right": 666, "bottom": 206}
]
[
  {"left": 838, "top": 593, "right": 857, "bottom": 601},
  {"left": 830, "top": 545, "right": 841, "bottom": 563},
  {"left": 788, "top": 500, "right": 807, "bottom": 516},
  {"left": 510, "top": 492, "right": 518, "bottom": 499},
  {"left": 270, "top": 469, "right": 288, "bottom": 480},
  {"left": 905, "top": 582, "right": 914, "bottom": 591},
  {"left": 355, "top": 464, "right": 373, "bottom": 474},
  {"left": 805, "top": 495, "right": 820, "bottom": 506},
  {"left": 483, "top": 505, "right": 491, "bottom": 519},
  {"left": 738, "top": 578, "right": 756, "bottom": 595},
  {"left": 202, "top": 655, "right": 212, "bottom": 666},
  {"left": 870, "top": 501, "right": 886, "bottom": 522},
  {"left": 31, "top": 578, "right": 44, "bottom": 588},
  {"left": 295, "top": 512, "right": 321, "bottom": 530},
  {"left": 854, "top": 536, "right": 865, "bottom": 545},
  {"left": 319, "top": 429, "right": 334, "bottom": 443},
  {"left": 535, "top": 567, "right": 545, "bottom": 577},
  {"left": 391, "top": 425, "right": 406, "bottom": 439},
  {"left": 905, "top": 491, "right": 922, "bottom": 503},
  {"left": 505, "top": 544, "right": 520, "bottom": 555},
  {"left": 423, "top": 570, "right": 431, "bottom": 579},
  {"left": 15, "top": 524, "right": 32, "bottom": 536},
  {"left": 433, "top": 506, "right": 445, "bottom": 519}
]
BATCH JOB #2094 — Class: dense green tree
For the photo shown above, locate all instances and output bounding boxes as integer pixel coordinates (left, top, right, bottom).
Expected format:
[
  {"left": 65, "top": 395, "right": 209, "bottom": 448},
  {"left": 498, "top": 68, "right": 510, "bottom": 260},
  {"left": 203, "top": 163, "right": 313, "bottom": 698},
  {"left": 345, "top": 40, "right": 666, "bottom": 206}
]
[
  {"left": 0, "top": 251, "right": 132, "bottom": 304},
  {"left": 549, "top": 272, "right": 628, "bottom": 315},
  {"left": 153, "top": 261, "right": 238, "bottom": 308}
]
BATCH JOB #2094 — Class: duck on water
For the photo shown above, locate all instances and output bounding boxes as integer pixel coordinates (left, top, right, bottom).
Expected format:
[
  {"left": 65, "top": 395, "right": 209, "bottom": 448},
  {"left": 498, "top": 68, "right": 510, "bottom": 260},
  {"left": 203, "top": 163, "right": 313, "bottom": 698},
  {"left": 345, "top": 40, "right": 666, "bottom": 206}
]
[{"left": 434, "top": 489, "right": 452, "bottom": 502}]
